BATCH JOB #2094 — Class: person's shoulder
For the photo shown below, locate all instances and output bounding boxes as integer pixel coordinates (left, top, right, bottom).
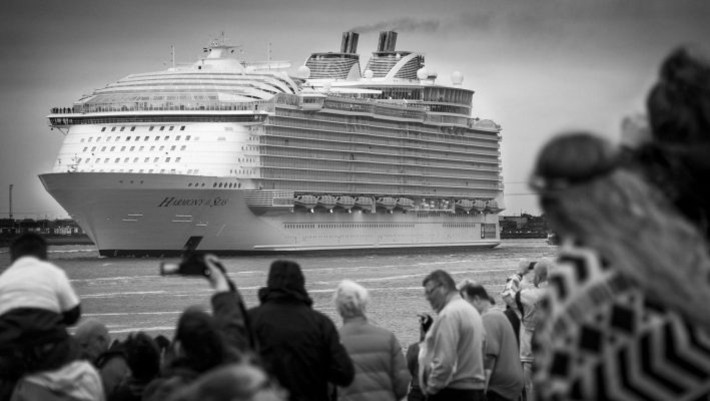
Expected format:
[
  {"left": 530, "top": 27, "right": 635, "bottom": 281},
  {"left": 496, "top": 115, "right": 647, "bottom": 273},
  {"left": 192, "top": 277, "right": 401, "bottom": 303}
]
[{"left": 482, "top": 310, "right": 510, "bottom": 327}]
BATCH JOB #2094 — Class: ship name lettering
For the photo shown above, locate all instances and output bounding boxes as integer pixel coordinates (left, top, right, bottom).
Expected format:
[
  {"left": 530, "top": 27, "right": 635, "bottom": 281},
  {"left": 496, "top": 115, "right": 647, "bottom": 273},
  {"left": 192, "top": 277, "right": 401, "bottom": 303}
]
[{"left": 158, "top": 196, "right": 227, "bottom": 208}]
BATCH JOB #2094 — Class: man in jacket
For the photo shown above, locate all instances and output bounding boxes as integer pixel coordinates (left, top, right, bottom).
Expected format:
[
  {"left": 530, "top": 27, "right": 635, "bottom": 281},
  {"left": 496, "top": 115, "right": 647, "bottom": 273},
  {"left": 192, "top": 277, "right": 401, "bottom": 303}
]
[
  {"left": 249, "top": 260, "right": 354, "bottom": 401},
  {"left": 420, "top": 270, "right": 486, "bottom": 401}
]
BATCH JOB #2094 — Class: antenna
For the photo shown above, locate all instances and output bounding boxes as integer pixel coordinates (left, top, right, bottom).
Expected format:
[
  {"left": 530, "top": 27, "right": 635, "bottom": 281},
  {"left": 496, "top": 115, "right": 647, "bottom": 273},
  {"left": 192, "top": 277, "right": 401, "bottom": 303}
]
[
  {"left": 268, "top": 42, "right": 272, "bottom": 70},
  {"left": 9, "top": 184, "right": 13, "bottom": 220},
  {"left": 171, "top": 45, "right": 175, "bottom": 68}
]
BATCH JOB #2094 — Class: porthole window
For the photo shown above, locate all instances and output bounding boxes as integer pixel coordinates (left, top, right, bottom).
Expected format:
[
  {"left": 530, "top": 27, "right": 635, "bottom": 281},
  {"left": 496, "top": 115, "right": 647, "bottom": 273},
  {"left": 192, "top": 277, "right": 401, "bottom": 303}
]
[
  {"left": 160, "top": 126, "right": 165, "bottom": 131},
  {"left": 120, "top": 127, "right": 125, "bottom": 132},
  {"left": 149, "top": 126, "right": 155, "bottom": 131},
  {"left": 101, "top": 127, "right": 106, "bottom": 132},
  {"left": 111, "top": 127, "right": 116, "bottom": 132},
  {"left": 131, "top": 127, "right": 136, "bottom": 132},
  {"left": 180, "top": 126, "right": 185, "bottom": 131}
]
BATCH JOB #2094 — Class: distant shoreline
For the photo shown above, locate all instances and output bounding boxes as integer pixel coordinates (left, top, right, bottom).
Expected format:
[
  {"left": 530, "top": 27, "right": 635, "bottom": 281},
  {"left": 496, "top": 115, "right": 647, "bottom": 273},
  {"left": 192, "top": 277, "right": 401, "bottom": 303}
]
[{"left": 0, "top": 234, "right": 94, "bottom": 247}]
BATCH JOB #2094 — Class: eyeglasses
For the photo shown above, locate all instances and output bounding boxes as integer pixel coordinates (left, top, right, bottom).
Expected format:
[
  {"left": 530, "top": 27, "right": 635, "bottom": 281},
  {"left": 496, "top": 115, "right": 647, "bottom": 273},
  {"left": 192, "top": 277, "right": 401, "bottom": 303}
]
[{"left": 424, "top": 283, "right": 442, "bottom": 298}]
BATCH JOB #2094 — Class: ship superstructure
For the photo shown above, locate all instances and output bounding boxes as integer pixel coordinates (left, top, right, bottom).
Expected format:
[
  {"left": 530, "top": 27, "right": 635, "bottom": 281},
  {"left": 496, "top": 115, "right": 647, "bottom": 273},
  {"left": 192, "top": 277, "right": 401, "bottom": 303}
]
[{"left": 41, "top": 31, "right": 504, "bottom": 256}]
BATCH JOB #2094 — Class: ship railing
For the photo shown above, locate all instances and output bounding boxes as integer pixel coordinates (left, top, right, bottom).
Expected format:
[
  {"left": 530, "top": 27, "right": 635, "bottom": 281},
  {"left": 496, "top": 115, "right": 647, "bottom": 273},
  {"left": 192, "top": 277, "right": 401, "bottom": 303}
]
[{"left": 49, "top": 101, "right": 275, "bottom": 115}]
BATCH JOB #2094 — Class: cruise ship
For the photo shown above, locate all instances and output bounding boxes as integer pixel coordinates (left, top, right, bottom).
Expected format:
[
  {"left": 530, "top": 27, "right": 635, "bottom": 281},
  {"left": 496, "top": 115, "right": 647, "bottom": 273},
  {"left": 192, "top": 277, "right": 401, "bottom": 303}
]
[{"left": 41, "top": 31, "right": 504, "bottom": 256}]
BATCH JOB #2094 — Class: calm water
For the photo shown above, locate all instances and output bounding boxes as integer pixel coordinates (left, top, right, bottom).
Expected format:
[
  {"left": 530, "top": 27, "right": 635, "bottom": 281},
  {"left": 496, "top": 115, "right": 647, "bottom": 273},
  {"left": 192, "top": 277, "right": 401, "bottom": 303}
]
[{"left": 0, "top": 239, "right": 556, "bottom": 349}]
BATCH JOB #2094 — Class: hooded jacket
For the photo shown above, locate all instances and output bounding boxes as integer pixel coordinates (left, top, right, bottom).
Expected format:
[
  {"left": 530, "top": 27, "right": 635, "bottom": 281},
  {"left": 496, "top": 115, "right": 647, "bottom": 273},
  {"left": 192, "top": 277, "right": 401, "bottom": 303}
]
[{"left": 248, "top": 260, "right": 354, "bottom": 401}]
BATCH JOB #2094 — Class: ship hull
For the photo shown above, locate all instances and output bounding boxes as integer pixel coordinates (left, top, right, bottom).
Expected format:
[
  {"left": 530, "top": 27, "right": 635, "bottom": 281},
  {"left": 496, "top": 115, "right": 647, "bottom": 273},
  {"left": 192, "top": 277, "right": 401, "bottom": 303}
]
[{"left": 40, "top": 172, "right": 500, "bottom": 256}]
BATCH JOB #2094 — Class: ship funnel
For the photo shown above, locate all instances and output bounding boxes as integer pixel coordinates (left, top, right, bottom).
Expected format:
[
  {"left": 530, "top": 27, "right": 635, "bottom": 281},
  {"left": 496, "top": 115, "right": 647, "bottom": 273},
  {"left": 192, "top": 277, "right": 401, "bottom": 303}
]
[
  {"left": 377, "top": 31, "right": 398, "bottom": 52},
  {"left": 341, "top": 32, "right": 359, "bottom": 54}
]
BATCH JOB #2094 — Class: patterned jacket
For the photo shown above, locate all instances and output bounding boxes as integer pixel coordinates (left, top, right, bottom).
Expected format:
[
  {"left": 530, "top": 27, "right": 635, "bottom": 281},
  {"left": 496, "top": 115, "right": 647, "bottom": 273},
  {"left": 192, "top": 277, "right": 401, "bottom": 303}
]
[{"left": 534, "top": 244, "right": 710, "bottom": 400}]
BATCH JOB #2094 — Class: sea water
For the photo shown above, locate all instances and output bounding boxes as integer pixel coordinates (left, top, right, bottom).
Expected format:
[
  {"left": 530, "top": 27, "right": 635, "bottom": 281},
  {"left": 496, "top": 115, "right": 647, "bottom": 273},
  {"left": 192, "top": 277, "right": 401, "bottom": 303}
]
[{"left": 0, "top": 239, "right": 556, "bottom": 349}]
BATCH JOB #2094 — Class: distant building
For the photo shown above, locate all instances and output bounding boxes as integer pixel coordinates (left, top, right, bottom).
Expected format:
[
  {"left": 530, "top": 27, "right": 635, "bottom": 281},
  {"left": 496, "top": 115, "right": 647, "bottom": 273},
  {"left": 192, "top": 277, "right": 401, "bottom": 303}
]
[{"left": 499, "top": 214, "right": 548, "bottom": 238}]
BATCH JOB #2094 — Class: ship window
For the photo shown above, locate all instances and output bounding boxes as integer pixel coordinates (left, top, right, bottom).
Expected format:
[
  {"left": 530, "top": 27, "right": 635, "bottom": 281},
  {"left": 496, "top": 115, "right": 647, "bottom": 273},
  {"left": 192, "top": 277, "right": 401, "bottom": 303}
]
[
  {"left": 169, "top": 126, "right": 174, "bottom": 131},
  {"left": 120, "top": 127, "right": 125, "bottom": 132},
  {"left": 164, "top": 136, "right": 169, "bottom": 141},
  {"left": 144, "top": 157, "right": 149, "bottom": 162},
  {"left": 126, "top": 136, "right": 131, "bottom": 141},
  {"left": 131, "top": 127, "right": 136, "bottom": 132},
  {"left": 213, "top": 183, "right": 217, "bottom": 188},
  {"left": 121, "top": 146, "right": 126, "bottom": 151},
  {"left": 149, "top": 169, "right": 154, "bottom": 173},
  {"left": 83, "top": 147, "right": 88, "bottom": 152},
  {"left": 160, "top": 126, "right": 165, "bottom": 131},
  {"left": 115, "top": 137, "right": 120, "bottom": 142},
  {"left": 124, "top": 158, "right": 129, "bottom": 162},
  {"left": 81, "top": 138, "right": 85, "bottom": 143},
  {"left": 111, "top": 127, "right": 116, "bottom": 132},
  {"left": 219, "top": 183, "right": 223, "bottom": 188},
  {"left": 130, "top": 146, "right": 135, "bottom": 151},
  {"left": 144, "top": 136, "right": 149, "bottom": 141},
  {"left": 88, "top": 137, "right": 93, "bottom": 142},
  {"left": 155, "top": 136, "right": 160, "bottom": 141},
  {"left": 139, "top": 169, "right": 144, "bottom": 173},
  {"left": 101, "top": 127, "right": 106, "bottom": 132},
  {"left": 180, "top": 126, "right": 185, "bottom": 131},
  {"left": 150, "top": 146, "right": 155, "bottom": 151},
  {"left": 91, "top": 147, "right": 96, "bottom": 151},
  {"left": 101, "top": 147, "right": 106, "bottom": 151},
  {"left": 95, "top": 159, "right": 101, "bottom": 164},
  {"left": 165, "top": 157, "right": 171, "bottom": 162},
  {"left": 139, "top": 146, "right": 144, "bottom": 151},
  {"left": 154, "top": 157, "right": 159, "bottom": 162},
  {"left": 115, "top": 158, "right": 120, "bottom": 162},
  {"left": 176, "top": 157, "right": 181, "bottom": 162},
  {"left": 135, "top": 136, "right": 140, "bottom": 141},
  {"left": 181, "top": 146, "right": 186, "bottom": 150},
  {"left": 159, "top": 146, "right": 164, "bottom": 151},
  {"left": 188, "top": 183, "right": 192, "bottom": 187},
  {"left": 110, "top": 146, "right": 115, "bottom": 151},
  {"left": 176, "top": 136, "right": 181, "bottom": 140},
  {"left": 186, "top": 135, "right": 191, "bottom": 141},
  {"left": 133, "top": 158, "right": 138, "bottom": 162},
  {"left": 171, "top": 146, "right": 176, "bottom": 151},
  {"left": 149, "top": 126, "right": 155, "bottom": 131}
]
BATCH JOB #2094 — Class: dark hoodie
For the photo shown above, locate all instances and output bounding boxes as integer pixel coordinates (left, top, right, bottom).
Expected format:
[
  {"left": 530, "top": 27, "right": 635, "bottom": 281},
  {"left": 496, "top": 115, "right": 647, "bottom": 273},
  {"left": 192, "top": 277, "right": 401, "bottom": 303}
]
[{"left": 248, "top": 260, "right": 354, "bottom": 401}]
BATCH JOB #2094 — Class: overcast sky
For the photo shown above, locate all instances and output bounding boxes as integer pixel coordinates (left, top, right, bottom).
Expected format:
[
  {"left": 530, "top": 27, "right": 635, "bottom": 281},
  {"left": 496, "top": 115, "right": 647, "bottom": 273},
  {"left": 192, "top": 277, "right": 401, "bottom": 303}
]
[{"left": 1, "top": 0, "right": 709, "bottom": 219}]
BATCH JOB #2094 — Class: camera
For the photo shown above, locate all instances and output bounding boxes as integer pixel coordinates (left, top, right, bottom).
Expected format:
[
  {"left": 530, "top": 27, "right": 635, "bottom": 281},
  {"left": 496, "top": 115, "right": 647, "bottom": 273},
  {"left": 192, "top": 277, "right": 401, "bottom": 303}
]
[{"left": 160, "top": 253, "right": 214, "bottom": 277}]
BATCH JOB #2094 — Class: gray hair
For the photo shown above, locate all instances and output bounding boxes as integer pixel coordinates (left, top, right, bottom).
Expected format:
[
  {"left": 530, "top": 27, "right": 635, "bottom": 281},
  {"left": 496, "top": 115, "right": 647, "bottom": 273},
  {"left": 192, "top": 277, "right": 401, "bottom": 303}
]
[{"left": 334, "top": 280, "right": 369, "bottom": 318}]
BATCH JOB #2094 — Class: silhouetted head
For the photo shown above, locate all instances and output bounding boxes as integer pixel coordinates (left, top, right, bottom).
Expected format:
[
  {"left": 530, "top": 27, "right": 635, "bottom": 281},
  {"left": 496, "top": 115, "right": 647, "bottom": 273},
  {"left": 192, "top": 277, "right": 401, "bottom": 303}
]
[
  {"left": 124, "top": 331, "right": 161, "bottom": 382},
  {"left": 174, "top": 306, "right": 227, "bottom": 373},
  {"left": 647, "top": 45, "right": 710, "bottom": 145},
  {"left": 10, "top": 232, "right": 48, "bottom": 262}
]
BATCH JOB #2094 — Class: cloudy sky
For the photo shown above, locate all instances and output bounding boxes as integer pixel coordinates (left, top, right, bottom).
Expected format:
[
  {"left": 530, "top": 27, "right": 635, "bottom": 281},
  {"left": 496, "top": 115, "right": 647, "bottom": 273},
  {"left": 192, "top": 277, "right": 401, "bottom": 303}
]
[{"left": 1, "top": 0, "right": 709, "bottom": 218}]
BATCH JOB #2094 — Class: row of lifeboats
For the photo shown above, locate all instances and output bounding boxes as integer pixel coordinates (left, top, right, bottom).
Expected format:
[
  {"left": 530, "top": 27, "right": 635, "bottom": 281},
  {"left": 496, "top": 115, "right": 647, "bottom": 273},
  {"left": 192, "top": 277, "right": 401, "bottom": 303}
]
[{"left": 293, "top": 195, "right": 501, "bottom": 213}]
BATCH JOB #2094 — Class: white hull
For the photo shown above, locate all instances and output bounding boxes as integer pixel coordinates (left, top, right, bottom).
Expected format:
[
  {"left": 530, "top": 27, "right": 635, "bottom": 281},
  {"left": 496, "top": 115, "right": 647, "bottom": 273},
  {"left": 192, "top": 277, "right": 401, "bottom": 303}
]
[{"left": 40, "top": 172, "right": 500, "bottom": 256}]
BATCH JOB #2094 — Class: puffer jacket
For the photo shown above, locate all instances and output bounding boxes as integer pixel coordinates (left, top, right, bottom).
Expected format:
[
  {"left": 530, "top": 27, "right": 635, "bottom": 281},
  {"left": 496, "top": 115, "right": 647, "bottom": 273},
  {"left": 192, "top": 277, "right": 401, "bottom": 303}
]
[
  {"left": 11, "top": 359, "right": 104, "bottom": 401},
  {"left": 338, "top": 316, "right": 410, "bottom": 401}
]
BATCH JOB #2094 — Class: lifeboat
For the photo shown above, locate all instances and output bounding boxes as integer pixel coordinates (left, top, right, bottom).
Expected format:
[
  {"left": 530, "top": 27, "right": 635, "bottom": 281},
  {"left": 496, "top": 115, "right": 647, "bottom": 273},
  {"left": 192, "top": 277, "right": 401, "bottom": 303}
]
[
  {"left": 455, "top": 199, "right": 474, "bottom": 212},
  {"left": 294, "top": 195, "right": 318, "bottom": 210},
  {"left": 473, "top": 200, "right": 487, "bottom": 212},
  {"left": 396, "top": 198, "right": 414, "bottom": 211},
  {"left": 318, "top": 195, "right": 337, "bottom": 211},
  {"left": 336, "top": 196, "right": 355, "bottom": 210},
  {"left": 354, "top": 196, "right": 374, "bottom": 212},
  {"left": 485, "top": 200, "right": 503, "bottom": 213},
  {"left": 376, "top": 197, "right": 397, "bottom": 211}
]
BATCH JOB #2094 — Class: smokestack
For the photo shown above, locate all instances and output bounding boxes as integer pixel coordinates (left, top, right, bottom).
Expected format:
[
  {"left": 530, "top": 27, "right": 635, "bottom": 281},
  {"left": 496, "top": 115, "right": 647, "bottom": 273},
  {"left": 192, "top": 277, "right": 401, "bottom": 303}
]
[
  {"left": 340, "top": 32, "right": 359, "bottom": 54},
  {"left": 377, "top": 31, "right": 398, "bottom": 52}
]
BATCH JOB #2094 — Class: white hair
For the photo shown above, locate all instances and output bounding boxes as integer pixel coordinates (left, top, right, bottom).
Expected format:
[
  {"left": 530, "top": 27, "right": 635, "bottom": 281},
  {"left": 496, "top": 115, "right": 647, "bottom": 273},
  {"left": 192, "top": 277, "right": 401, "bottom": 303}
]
[{"left": 334, "top": 280, "right": 369, "bottom": 319}]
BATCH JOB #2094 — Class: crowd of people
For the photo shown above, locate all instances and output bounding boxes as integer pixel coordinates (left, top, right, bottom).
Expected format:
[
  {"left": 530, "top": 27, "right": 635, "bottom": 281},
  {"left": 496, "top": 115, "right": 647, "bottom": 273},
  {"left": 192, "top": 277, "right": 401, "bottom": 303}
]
[{"left": 2, "top": 45, "right": 710, "bottom": 400}]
